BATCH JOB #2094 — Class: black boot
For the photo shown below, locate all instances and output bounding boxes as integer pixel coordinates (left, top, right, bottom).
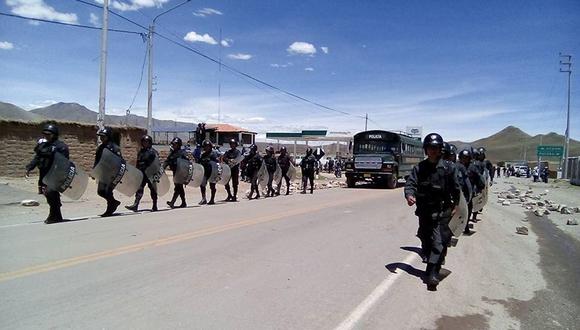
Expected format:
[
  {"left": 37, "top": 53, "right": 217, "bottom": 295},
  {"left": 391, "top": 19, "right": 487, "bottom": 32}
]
[
  {"left": 425, "top": 263, "right": 440, "bottom": 290},
  {"left": 152, "top": 199, "right": 158, "bottom": 212},
  {"left": 167, "top": 193, "right": 178, "bottom": 209},
  {"left": 102, "top": 199, "right": 120, "bottom": 217}
]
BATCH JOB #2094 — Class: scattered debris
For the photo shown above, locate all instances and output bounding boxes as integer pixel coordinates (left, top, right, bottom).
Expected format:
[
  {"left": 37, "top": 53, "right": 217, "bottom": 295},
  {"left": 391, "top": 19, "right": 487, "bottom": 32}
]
[
  {"left": 566, "top": 219, "right": 578, "bottom": 226},
  {"left": 20, "top": 200, "right": 39, "bottom": 207},
  {"left": 502, "top": 201, "right": 511, "bottom": 206},
  {"left": 561, "top": 207, "right": 574, "bottom": 215},
  {"left": 516, "top": 226, "right": 529, "bottom": 235}
]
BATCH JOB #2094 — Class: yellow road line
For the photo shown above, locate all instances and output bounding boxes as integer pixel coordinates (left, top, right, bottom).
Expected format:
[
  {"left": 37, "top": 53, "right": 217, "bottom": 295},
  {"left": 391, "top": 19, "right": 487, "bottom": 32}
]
[{"left": 0, "top": 192, "right": 384, "bottom": 283}]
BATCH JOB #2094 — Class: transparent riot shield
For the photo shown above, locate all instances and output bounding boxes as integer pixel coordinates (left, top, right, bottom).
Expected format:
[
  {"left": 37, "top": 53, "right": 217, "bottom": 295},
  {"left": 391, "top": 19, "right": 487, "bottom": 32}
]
[
  {"left": 218, "top": 163, "right": 232, "bottom": 185},
  {"left": 449, "top": 193, "right": 469, "bottom": 237},
  {"left": 257, "top": 161, "right": 269, "bottom": 190},
  {"left": 287, "top": 163, "right": 297, "bottom": 181},
  {"left": 91, "top": 148, "right": 143, "bottom": 197},
  {"left": 473, "top": 171, "right": 490, "bottom": 213},
  {"left": 42, "top": 152, "right": 88, "bottom": 200},
  {"left": 482, "top": 170, "right": 490, "bottom": 208},
  {"left": 228, "top": 153, "right": 244, "bottom": 167},
  {"left": 273, "top": 163, "right": 282, "bottom": 184},
  {"left": 209, "top": 161, "right": 221, "bottom": 184},
  {"left": 174, "top": 158, "right": 193, "bottom": 185},
  {"left": 144, "top": 157, "right": 170, "bottom": 197},
  {"left": 188, "top": 163, "right": 205, "bottom": 188}
]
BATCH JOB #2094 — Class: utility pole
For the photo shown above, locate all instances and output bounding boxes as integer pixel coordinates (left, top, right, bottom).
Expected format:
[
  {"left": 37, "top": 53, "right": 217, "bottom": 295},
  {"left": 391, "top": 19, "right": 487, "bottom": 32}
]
[
  {"left": 97, "top": 0, "right": 109, "bottom": 130},
  {"left": 147, "top": 0, "right": 192, "bottom": 135},
  {"left": 218, "top": 28, "right": 222, "bottom": 124},
  {"left": 559, "top": 53, "right": 572, "bottom": 179},
  {"left": 365, "top": 113, "right": 368, "bottom": 131}
]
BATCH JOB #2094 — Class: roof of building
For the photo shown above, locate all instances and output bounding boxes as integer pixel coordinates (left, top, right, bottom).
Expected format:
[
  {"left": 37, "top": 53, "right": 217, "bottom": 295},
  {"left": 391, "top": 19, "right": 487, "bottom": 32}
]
[{"left": 205, "top": 123, "right": 256, "bottom": 134}]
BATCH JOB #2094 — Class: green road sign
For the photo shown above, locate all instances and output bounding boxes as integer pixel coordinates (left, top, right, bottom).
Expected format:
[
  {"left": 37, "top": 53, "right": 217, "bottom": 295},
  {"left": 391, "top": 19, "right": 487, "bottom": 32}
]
[{"left": 537, "top": 145, "right": 563, "bottom": 157}]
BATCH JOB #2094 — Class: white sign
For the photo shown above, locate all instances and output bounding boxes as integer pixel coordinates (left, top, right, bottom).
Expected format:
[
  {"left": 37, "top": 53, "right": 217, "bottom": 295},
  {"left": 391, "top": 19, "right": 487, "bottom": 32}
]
[{"left": 406, "top": 126, "right": 422, "bottom": 137}]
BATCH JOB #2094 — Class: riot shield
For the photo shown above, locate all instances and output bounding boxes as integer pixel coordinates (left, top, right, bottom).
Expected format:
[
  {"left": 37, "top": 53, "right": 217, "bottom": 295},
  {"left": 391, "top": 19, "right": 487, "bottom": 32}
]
[
  {"left": 228, "top": 153, "right": 244, "bottom": 167},
  {"left": 91, "top": 148, "right": 143, "bottom": 197},
  {"left": 174, "top": 158, "right": 194, "bottom": 185},
  {"left": 273, "top": 163, "right": 282, "bottom": 184},
  {"left": 188, "top": 163, "right": 205, "bottom": 188},
  {"left": 218, "top": 163, "right": 232, "bottom": 185},
  {"left": 473, "top": 170, "right": 490, "bottom": 213},
  {"left": 448, "top": 193, "right": 469, "bottom": 237},
  {"left": 144, "top": 157, "right": 170, "bottom": 197},
  {"left": 287, "top": 163, "right": 297, "bottom": 181},
  {"left": 208, "top": 161, "right": 220, "bottom": 184},
  {"left": 257, "top": 161, "right": 269, "bottom": 190},
  {"left": 42, "top": 152, "right": 88, "bottom": 200}
]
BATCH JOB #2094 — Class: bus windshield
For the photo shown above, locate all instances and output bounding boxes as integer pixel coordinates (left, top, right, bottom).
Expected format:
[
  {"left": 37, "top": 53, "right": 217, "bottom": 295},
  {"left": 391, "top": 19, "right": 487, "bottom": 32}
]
[{"left": 354, "top": 140, "right": 399, "bottom": 154}]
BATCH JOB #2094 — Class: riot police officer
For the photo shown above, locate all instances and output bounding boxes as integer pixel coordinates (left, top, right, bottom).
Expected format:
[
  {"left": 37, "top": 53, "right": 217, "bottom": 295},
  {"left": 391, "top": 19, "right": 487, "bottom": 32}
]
[
  {"left": 244, "top": 144, "right": 262, "bottom": 199},
  {"left": 126, "top": 135, "right": 158, "bottom": 212},
  {"left": 26, "top": 124, "right": 70, "bottom": 224},
  {"left": 222, "top": 139, "right": 241, "bottom": 202},
  {"left": 404, "top": 133, "right": 461, "bottom": 290},
  {"left": 263, "top": 146, "right": 277, "bottom": 197},
  {"left": 457, "top": 149, "right": 484, "bottom": 234},
  {"left": 300, "top": 147, "right": 317, "bottom": 194},
  {"left": 199, "top": 140, "right": 219, "bottom": 205},
  {"left": 94, "top": 127, "right": 122, "bottom": 217},
  {"left": 276, "top": 146, "right": 292, "bottom": 196},
  {"left": 164, "top": 137, "right": 188, "bottom": 208}
]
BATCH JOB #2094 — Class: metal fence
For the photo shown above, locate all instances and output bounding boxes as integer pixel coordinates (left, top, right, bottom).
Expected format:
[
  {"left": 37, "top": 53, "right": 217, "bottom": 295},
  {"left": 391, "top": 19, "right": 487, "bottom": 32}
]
[{"left": 565, "top": 157, "right": 580, "bottom": 186}]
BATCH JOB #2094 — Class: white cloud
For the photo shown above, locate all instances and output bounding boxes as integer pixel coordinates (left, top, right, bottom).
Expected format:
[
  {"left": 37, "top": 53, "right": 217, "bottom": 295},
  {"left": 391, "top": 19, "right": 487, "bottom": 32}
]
[
  {"left": 320, "top": 46, "right": 329, "bottom": 54},
  {"left": 89, "top": 13, "right": 100, "bottom": 27},
  {"left": 270, "top": 62, "right": 293, "bottom": 68},
  {"left": 287, "top": 41, "right": 317, "bottom": 56},
  {"left": 221, "top": 38, "right": 233, "bottom": 47},
  {"left": 94, "top": 0, "right": 170, "bottom": 12},
  {"left": 183, "top": 31, "right": 218, "bottom": 45},
  {"left": 0, "top": 41, "right": 14, "bottom": 50},
  {"left": 228, "top": 53, "right": 253, "bottom": 60},
  {"left": 193, "top": 7, "right": 223, "bottom": 17},
  {"left": 305, "top": 67, "right": 314, "bottom": 72},
  {"left": 7, "top": 0, "right": 78, "bottom": 24}
]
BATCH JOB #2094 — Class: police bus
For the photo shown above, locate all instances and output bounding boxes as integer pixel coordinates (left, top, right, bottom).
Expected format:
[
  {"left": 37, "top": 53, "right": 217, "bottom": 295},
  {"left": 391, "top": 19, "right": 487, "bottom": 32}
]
[{"left": 345, "top": 130, "right": 423, "bottom": 188}]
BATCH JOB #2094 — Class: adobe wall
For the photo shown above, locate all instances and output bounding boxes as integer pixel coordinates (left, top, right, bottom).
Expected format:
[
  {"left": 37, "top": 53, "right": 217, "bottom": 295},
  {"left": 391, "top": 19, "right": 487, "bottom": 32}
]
[{"left": 0, "top": 120, "right": 146, "bottom": 177}]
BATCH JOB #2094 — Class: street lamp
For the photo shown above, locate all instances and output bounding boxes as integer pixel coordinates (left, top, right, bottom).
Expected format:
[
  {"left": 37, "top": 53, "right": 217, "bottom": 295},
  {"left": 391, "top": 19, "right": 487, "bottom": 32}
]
[{"left": 147, "top": 0, "right": 192, "bottom": 135}]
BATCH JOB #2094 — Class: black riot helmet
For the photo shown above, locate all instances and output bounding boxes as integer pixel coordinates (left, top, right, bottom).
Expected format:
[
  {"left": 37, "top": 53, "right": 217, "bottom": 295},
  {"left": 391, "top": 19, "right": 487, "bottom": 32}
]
[
  {"left": 171, "top": 137, "right": 182, "bottom": 147},
  {"left": 229, "top": 139, "right": 238, "bottom": 147},
  {"left": 141, "top": 135, "right": 153, "bottom": 145},
  {"left": 306, "top": 147, "right": 313, "bottom": 156},
  {"left": 202, "top": 139, "right": 213, "bottom": 150},
  {"left": 97, "top": 127, "right": 112, "bottom": 139},
  {"left": 280, "top": 146, "right": 287, "bottom": 154},
  {"left": 458, "top": 149, "right": 472, "bottom": 161},
  {"left": 471, "top": 147, "right": 481, "bottom": 159},
  {"left": 449, "top": 144, "right": 457, "bottom": 156},
  {"left": 422, "top": 133, "right": 444, "bottom": 150},
  {"left": 442, "top": 142, "right": 451, "bottom": 156},
  {"left": 42, "top": 123, "right": 59, "bottom": 137},
  {"left": 265, "top": 146, "right": 274, "bottom": 154},
  {"left": 477, "top": 147, "right": 486, "bottom": 159},
  {"left": 249, "top": 144, "right": 258, "bottom": 153}
]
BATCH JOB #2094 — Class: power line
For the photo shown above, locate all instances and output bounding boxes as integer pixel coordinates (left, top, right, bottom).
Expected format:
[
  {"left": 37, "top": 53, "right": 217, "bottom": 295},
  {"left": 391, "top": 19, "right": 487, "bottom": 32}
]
[
  {"left": 72, "top": 1, "right": 368, "bottom": 120},
  {"left": 0, "top": 12, "right": 145, "bottom": 36},
  {"left": 126, "top": 45, "right": 149, "bottom": 113}
]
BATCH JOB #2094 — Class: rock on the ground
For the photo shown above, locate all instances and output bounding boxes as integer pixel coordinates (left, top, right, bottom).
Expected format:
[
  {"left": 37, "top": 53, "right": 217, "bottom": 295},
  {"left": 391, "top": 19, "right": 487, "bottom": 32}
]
[
  {"left": 566, "top": 219, "right": 578, "bottom": 225},
  {"left": 561, "top": 207, "right": 574, "bottom": 215},
  {"left": 516, "top": 226, "right": 529, "bottom": 235},
  {"left": 502, "top": 201, "right": 511, "bottom": 206},
  {"left": 20, "top": 199, "right": 40, "bottom": 207}
]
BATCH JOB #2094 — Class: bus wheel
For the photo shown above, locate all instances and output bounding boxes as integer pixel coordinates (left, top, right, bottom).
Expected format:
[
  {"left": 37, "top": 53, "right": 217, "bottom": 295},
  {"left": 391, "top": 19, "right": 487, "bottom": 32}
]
[
  {"left": 386, "top": 174, "right": 397, "bottom": 189},
  {"left": 346, "top": 177, "right": 356, "bottom": 188}
]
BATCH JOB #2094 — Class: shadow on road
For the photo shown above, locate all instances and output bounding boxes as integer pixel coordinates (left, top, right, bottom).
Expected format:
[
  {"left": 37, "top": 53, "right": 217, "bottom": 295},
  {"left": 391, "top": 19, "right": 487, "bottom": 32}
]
[
  {"left": 385, "top": 262, "right": 424, "bottom": 280},
  {"left": 400, "top": 246, "right": 423, "bottom": 256}
]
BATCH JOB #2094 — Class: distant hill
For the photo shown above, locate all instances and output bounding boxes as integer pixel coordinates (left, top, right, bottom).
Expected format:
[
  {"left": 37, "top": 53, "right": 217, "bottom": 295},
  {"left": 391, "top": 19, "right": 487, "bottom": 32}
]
[
  {"left": 448, "top": 125, "right": 580, "bottom": 163},
  {"left": 0, "top": 101, "right": 45, "bottom": 122},
  {"left": 29, "top": 102, "right": 194, "bottom": 131}
]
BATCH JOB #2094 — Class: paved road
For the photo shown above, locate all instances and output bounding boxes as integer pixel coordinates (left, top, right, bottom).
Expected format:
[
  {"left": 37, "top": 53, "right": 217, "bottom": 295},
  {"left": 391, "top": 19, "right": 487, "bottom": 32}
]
[{"left": 0, "top": 182, "right": 577, "bottom": 329}]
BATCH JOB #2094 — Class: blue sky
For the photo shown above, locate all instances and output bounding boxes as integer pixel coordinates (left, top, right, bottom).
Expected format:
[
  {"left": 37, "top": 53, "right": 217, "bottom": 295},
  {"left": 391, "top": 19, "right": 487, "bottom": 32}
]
[{"left": 0, "top": 0, "right": 578, "bottom": 142}]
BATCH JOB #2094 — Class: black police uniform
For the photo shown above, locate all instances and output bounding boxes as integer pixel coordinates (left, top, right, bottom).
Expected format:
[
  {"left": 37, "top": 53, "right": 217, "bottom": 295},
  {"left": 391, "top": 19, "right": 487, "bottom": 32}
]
[
  {"left": 223, "top": 147, "right": 241, "bottom": 201},
  {"left": 94, "top": 140, "right": 123, "bottom": 215},
  {"left": 404, "top": 158, "right": 461, "bottom": 286},
  {"left": 26, "top": 139, "right": 69, "bottom": 223},
  {"left": 300, "top": 153, "right": 317, "bottom": 194},
  {"left": 164, "top": 148, "right": 188, "bottom": 207},
  {"left": 244, "top": 152, "right": 262, "bottom": 199},
  {"left": 127, "top": 146, "right": 159, "bottom": 211},
  {"left": 199, "top": 149, "right": 219, "bottom": 205},
  {"left": 276, "top": 153, "right": 292, "bottom": 195},
  {"left": 263, "top": 153, "right": 277, "bottom": 197}
]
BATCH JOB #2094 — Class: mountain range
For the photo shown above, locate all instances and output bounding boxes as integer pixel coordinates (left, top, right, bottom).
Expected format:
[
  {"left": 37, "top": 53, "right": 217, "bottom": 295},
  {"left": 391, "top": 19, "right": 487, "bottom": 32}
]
[{"left": 1, "top": 101, "right": 578, "bottom": 163}]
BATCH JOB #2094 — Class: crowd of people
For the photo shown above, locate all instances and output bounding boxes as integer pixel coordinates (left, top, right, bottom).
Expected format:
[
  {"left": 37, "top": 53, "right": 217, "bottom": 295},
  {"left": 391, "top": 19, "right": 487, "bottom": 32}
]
[
  {"left": 26, "top": 124, "right": 327, "bottom": 224},
  {"left": 404, "top": 133, "right": 492, "bottom": 291}
]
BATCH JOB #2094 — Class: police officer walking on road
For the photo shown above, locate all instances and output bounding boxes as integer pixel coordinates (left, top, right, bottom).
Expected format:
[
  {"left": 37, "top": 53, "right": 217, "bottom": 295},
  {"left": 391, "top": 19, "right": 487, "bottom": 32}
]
[
  {"left": 404, "top": 133, "right": 461, "bottom": 290},
  {"left": 26, "top": 124, "right": 70, "bottom": 224},
  {"left": 164, "top": 137, "right": 188, "bottom": 208},
  {"left": 300, "top": 147, "right": 317, "bottom": 194},
  {"left": 222, "top": 139, "right": 241, "bottom": 202},
  {"left": 457, "top": 149, "right": 484, "bottom": 234},
  {"left": 199, "top": 140, "right": 219, "bottom": 205},
  {"left": 263, "top": 146, "right": 277, "bottom": 197},
  {"left": 94, "top": 127, "right": 122, "bottom": 217},
  {"left": 244, "top": 144, "right": 262, "bottom": 200},
  {"left": 125, "top": 135, "right": 158, "bottom": 212},
  {"left": 276, "top": 146, "right": 292, "bottom": 196}
]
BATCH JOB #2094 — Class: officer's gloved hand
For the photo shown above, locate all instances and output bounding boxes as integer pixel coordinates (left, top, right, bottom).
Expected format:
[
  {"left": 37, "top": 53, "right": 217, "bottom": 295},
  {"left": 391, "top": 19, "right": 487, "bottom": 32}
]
[{"left": 406, "top": 195, "right": 416, "bottom": 206}]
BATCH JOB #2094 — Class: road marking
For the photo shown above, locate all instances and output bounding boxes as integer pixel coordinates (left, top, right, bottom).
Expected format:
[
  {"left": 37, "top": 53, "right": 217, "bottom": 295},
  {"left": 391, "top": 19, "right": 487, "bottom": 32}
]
[
  {"left": 0, "top": 192, "right": 383, "bottom": 283},
  {"left": 334, "top": 253, "right": 418, "bottom": 330}
]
